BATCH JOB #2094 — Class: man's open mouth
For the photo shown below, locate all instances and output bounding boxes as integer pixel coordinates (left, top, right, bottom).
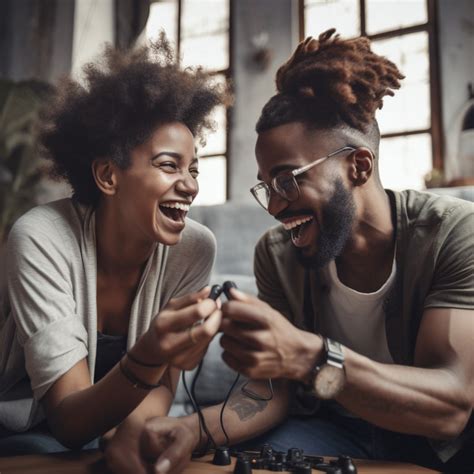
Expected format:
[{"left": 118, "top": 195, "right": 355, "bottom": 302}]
[
  {"left": 159, "top": 202, "right": 190, "bottom": 223},
  {"left": 282, "top": 215, "right": 314, "bottom": 245}
]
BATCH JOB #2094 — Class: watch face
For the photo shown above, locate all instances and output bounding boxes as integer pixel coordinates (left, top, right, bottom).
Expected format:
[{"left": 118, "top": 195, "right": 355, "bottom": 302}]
[{"left": 314, "top": 364, "right": 345, "bottom": 399}]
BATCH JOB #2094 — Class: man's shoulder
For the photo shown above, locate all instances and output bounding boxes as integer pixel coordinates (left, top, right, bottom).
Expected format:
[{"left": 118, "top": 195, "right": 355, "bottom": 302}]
[
  {"left": 256, "top": 224, "right": 290, "bottom": 251},
  {"left": 396, "top": 189, "right": 473, "bottom": 228}
]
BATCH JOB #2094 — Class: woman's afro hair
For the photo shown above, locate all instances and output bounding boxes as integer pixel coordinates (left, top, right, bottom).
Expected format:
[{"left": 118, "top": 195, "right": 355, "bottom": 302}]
[
  {"left": 40, "top": 34, "right": 230, "bottom": 207},
  {"left": 256, "top": 29, "right": 404, "bottom": 134}
]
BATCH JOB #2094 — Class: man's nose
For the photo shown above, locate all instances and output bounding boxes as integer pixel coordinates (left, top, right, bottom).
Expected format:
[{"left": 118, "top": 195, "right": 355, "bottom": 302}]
[{"left": 267, "top": 189, "right": 288, "bottom": 217}]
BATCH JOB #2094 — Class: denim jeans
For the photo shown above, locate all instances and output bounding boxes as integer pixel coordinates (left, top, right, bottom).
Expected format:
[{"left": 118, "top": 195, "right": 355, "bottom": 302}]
[
  {"left": 0, "top": 423, "right": 98, "bottom": 456},
  {"left": 237, "top": 411, "right": 473, "bottom": 473}
]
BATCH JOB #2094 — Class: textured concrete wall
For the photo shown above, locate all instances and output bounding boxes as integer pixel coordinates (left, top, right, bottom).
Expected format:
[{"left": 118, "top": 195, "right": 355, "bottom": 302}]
[
  {"left": 228, "top": 0, "right": 299, "bottom": 201},
  {"left": 437, "top": 0, "right": 474, "bottom": 180}
]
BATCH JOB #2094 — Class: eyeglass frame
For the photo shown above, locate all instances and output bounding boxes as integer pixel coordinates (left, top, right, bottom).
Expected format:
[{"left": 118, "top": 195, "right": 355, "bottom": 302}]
[{"left": 250, "top": 145, "right": 357, "bottom": 210}]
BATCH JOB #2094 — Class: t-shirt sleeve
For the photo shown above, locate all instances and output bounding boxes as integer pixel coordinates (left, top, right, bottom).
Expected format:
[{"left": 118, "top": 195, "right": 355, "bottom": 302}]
[
  {"left": 254, "top": 232, "right": 293, "bottom": 321},
  {"left": 6, "top": 217, "right": 88, "bottom": 400},
  {"left": 424, "top": 206, "right": 474, "bottom": 310}
]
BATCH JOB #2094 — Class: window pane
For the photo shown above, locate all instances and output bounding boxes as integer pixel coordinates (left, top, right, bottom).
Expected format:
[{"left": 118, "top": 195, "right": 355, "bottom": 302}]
[
  {"left": 193, "top": 156, "right": 227, "bottom": 205},
  {"left": 366, "top": 0, "right": 427, "bottom": 35},
  {"left": 304, "top": 0, "right": 360, "bottom": 39},
  {"left": 372, "top": 32, "right": 430, "bottom": 134},
  {"left": 181, "top": 0, "right": 229, "bottom": 70},
  {"left": 198, "top": 74, "right": 227, "bottom": 156},
  {"left": 146, "top": 0, "right": 178, "bottom": 48},
  {"left": 378, "top": 133, "right": 432, "bottom": 190}
]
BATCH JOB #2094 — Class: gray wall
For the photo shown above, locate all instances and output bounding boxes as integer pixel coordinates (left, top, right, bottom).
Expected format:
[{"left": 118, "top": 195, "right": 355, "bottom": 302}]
[
  {"left": 0, "top": 0, "right": 75, "bottom": 83},
  {"left": 438, "top": 0, "right": 474, "bottom": 181},
  {"left": 228, "top": 0, "right": 299, "bottom": 201}
]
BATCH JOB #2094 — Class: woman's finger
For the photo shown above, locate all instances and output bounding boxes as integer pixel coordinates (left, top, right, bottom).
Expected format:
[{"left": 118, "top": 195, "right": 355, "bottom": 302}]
[
  {"left": 158, "top": 299, "right": 217, "bottom": 333},
  {"left": 164, "top": 286, "right": 211, "bottom": 311}
]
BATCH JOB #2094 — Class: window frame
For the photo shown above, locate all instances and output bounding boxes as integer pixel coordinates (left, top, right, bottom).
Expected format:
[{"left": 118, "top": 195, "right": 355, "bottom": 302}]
[
  {"left": 148, "top": 0, "right": 232, "bottom": 201},
  {"left": 299, "top": 0, "right": 444, "bottom": 172}
]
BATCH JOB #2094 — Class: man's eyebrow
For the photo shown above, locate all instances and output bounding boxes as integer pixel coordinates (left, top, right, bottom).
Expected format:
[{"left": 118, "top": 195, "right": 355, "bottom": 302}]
[{"left": 257, "top": 164, "right": 298, "bottom": 181}]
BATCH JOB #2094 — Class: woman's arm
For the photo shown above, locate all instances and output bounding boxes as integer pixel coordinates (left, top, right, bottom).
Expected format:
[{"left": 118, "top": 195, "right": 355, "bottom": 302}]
[{"left": 42, "top": 292, "right": 221, "bottom": 449}]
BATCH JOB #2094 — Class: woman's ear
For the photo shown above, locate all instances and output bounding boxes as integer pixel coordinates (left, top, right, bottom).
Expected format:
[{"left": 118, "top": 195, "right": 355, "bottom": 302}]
[
  {"left": 348, "top": 147, "right": 374, "bottom": 186},
  {"left": 92, "top": 159, "right": 118, "bottom": 196}
]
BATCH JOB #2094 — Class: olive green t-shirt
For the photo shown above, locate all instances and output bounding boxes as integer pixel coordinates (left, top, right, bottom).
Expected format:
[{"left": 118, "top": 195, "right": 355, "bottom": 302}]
[{"left": 254, "top": 189, "right": 473, "bottom": 461}]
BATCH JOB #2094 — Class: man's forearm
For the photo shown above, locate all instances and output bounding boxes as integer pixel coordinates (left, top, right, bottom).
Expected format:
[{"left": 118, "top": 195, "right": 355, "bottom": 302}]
[
  {"left": 337, "top": 348, "right": 472, "bottom": 439},
  {"left": 183, "top": 379, "right": 290, "bottom": 450}
]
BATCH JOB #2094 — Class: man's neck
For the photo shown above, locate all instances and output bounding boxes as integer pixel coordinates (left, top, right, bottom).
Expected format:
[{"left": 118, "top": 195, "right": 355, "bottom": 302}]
[{"left": 336, "top": 187, "right": 396, "bottom": 292}]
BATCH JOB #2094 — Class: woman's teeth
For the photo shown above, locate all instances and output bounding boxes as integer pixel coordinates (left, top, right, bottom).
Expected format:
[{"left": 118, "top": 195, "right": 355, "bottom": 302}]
[{"left": 160, "top": 202, "right": 190, "bottom": 212}]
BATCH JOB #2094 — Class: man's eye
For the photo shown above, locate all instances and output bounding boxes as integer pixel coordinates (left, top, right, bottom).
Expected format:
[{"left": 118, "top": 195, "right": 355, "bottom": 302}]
[{"left": 190, "top": 168, "right": 199, "bottom": 178}]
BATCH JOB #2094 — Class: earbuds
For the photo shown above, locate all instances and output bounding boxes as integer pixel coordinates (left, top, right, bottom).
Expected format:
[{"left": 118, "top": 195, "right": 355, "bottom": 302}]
[{"left": 209, "top": 281, "right": 237, "bottom": 301}]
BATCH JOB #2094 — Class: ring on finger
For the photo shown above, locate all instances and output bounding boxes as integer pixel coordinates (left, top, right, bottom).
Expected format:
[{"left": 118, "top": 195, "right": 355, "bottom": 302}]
[{"left": 188, "top": 325, "right": 198, "bottom": 345}]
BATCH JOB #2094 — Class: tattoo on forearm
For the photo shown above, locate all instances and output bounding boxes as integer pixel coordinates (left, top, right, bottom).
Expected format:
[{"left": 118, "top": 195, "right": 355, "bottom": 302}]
[{"left": 228, "top": 392, "right": 268, "bottom": 421}]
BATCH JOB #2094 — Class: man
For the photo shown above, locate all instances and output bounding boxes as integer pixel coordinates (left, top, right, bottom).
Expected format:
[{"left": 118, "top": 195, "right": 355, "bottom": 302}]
[{"left": 106, "top": 30, "right": 474, "bottom": 474}]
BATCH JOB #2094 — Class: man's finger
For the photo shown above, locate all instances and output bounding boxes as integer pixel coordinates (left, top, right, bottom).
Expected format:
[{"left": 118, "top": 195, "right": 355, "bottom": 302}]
[{"left": 222, "top": 300, "right": 270, "bottom": 328}]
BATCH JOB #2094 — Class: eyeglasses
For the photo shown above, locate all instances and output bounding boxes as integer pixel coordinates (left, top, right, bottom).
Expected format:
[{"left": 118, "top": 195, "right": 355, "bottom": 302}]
[{"left": 250, "top": 146, "right": 356, "bottom": 210}]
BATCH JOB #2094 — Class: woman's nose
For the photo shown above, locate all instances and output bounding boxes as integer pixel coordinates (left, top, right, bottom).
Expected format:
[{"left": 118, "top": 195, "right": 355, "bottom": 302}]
[{"left": 176, "top": 171, "right": 199, "bottom": 197}]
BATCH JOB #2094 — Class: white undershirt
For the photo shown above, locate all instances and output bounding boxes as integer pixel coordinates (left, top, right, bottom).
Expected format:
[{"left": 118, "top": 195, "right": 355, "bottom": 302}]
[{"left": 319, "top": 257, "right": 396, "bottom": 364}]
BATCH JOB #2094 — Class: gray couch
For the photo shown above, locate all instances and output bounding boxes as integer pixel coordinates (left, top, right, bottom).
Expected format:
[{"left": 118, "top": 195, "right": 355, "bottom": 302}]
[{"left": 170, "top": 187, "right": 474, "bottom": 416}]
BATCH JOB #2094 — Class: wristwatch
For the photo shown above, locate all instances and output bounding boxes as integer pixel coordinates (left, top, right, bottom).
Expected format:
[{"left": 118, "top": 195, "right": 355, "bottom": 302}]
[{"left": 309, "top": 337, "right": 346, "bottom": 399}]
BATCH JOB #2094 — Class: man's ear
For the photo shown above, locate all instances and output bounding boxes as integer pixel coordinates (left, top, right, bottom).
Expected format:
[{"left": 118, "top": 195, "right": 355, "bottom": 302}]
[
  {"left": 92, "top": 159, "right": 118, "bottom": 196},
  {"left": 348, "top": 148, "right": 374, "bottom": 186}
]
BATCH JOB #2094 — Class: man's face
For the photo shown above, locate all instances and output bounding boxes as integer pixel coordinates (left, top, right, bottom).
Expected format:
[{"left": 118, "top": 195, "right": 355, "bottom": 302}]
[{"left": 255, "top": 122, "right": 356, "bottom": 268}]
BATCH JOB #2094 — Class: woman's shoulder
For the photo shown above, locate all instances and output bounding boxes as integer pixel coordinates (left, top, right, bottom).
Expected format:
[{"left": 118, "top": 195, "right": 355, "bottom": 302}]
[
  {"left": 7, "top": 198, "right": 88, "bottom": 253},
  {"left": 180, "top": 217, "right": 216, "bottom": 251}
]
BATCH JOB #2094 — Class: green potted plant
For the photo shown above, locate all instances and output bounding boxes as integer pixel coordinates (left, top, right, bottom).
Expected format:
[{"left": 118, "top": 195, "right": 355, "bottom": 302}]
[{"left": 0, "top": 79, "right": 54, "bottom": 244}]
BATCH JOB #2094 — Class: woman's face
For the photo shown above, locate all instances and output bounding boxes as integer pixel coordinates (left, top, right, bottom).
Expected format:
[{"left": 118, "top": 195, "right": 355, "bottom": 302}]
[{"left": 113, "top": 121, "right": 199, "bottom": 246}]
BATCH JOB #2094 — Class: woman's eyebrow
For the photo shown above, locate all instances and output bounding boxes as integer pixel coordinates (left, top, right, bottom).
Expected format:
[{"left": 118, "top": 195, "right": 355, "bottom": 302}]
[{"left": 152, "top": 152, "right": 199, "bottom": 164}]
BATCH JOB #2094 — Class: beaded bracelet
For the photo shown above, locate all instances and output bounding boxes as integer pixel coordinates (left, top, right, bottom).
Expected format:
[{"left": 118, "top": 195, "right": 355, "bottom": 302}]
[
  {"left": 126, "top": 351, "right": 163, "bottom": 368},
  {"left": 119, "top": 358, "right": 162, "bottom": 390}
]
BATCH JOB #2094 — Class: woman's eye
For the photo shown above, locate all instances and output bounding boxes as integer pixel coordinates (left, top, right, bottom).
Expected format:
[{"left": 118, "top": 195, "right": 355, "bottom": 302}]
[{"left": 159, "top": 162, "right": 178, "bottom": 172}]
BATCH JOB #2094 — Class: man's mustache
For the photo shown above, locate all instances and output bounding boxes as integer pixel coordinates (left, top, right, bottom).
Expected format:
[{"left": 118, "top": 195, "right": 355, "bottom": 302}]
[{"left": 275, "top": 209, "right": 314, "bottom": 220}]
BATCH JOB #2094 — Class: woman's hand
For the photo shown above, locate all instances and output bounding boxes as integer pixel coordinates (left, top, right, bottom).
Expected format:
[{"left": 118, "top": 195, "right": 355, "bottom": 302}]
[
  {"left": 104, "top": 422, "right": 148, "bottom": 474},
  {"left": 139, "top": 417, "right": 198, "bottom": 474},
  {"left": 132, "top": 287, "right": 222, "bottom": 370}
]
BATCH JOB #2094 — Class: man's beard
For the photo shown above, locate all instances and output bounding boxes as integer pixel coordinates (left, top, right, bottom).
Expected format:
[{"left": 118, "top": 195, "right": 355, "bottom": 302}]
[{"left": 296, "top": 178, "right": 355, "bottom": 269}]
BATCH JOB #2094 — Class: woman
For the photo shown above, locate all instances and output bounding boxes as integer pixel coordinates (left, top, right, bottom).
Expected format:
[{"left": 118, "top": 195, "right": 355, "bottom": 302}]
[{"left": 0, "top": 36, "right": 229, "bottom": 459}]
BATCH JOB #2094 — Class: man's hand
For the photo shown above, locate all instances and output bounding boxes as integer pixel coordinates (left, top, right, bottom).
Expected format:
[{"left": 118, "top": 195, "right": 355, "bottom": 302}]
[
  {"left": 132, "top": 287, "right": 222, "bottom": 370},
  {"left": 140, "top": 417, "right": 198, "bottom": 474},
  {"left": 220, "top": 288, "right": 323, "bottom": 381}
]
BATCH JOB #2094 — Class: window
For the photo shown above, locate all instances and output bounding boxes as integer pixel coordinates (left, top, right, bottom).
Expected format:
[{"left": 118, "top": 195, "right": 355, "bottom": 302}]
[
  {"left": 301, "top": 0, "right": 441, "bottom": 190},
  {"left": 146, "top": 0, "right": 230, "bottom": 204}
]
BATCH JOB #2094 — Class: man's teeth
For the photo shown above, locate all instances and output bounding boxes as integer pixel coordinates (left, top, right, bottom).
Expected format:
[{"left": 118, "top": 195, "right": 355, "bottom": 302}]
[
  {"left": 160, "top": 202, "right": 190, "bottom": 212},
  {"left": 282, "top": 216, "right": 313, "bottom": 230}
]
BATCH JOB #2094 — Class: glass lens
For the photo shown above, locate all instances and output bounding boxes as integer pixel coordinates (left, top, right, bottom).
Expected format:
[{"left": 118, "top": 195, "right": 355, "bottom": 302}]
[
  {"left": 252, "top": 184, "right": 270, "bottom": 209},
  {"left": 274, "top": 173, "right": 298, "bottom": 201}
]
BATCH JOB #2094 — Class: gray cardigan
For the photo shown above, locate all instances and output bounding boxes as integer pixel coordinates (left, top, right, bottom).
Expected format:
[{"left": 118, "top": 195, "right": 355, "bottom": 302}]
[{"left": 0, "top": 199, "right": 216, "bottom": 431}]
